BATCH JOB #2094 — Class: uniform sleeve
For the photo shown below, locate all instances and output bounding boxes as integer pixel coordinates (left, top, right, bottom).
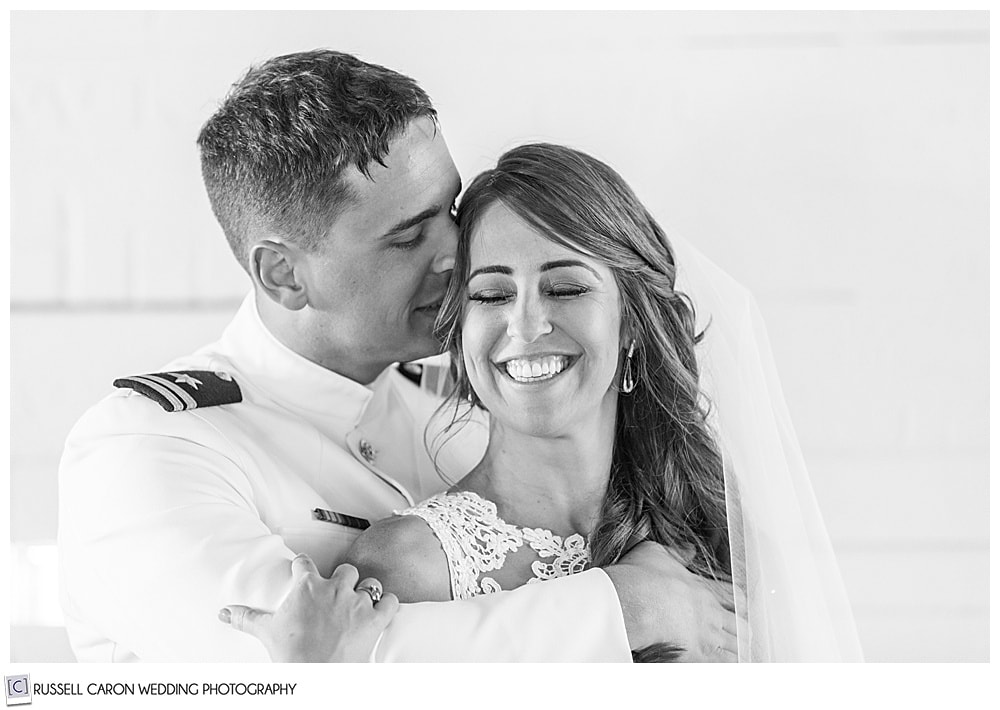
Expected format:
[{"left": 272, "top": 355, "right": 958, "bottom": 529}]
[
  {"left": 374, "top": 569, "right": 632, "bottom": 662},
  {"left": 58, "top": 397, "right": 293, "bottom": 662}
]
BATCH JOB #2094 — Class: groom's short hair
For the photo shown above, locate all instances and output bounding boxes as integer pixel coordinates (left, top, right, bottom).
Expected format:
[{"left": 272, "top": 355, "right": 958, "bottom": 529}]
[{"left": 197, "top": 49, "right": 437, "bottom": 270}]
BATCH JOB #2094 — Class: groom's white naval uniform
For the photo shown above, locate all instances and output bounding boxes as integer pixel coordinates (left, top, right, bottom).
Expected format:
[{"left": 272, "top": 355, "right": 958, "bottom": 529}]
[{"left": 58, "top": 294, "right": 632, "bottom": 662}]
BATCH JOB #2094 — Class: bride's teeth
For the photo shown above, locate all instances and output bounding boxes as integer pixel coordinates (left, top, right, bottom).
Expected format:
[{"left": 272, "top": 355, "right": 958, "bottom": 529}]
[{"left": 503, "top": 356, "right": 569, "bottom": 383}]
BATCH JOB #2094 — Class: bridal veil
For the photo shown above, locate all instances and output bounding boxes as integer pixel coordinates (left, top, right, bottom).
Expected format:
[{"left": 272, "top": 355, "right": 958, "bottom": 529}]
[{"left": 673, "top": 236, "right": 864, "bottom": 661}]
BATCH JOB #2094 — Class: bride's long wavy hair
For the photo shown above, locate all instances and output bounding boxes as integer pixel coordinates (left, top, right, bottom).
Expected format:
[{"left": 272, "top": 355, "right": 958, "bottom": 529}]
[{"left": 432, "top": 143, "right": 730, "bottom": 661}]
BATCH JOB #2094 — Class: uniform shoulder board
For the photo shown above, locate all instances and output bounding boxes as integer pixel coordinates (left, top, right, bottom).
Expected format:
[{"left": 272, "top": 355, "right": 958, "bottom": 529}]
[
  {"left": 396, "top": 362, "right": 423, "bottom": 387},
  {"left": 113, "top": 370, "right": 242, "bottom": 413}
]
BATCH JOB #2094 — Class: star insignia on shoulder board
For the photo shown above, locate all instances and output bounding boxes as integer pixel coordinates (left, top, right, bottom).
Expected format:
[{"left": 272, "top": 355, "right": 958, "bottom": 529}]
[{"left": 171, "top": 373, "right": 202, "bottom": 389}]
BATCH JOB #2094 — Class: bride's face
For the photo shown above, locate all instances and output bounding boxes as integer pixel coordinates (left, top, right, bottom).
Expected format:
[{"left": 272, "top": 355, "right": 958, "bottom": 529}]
[{"left": 461, "top": 202, "right": 623, "bottom": 437}]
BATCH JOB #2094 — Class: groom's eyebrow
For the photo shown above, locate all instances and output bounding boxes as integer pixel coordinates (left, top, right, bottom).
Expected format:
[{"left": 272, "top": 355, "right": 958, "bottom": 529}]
[
  {"left": 381, "top": 206, "right": 441, "bottom": 239},
  {"left": 381, "top": 177, "right": 462, "bottom": 239}
]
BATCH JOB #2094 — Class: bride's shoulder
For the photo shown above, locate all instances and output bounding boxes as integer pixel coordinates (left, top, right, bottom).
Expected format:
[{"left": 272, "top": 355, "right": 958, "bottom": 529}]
[{"left": 343, "top": 512, "right": 452, "bottom": 603}]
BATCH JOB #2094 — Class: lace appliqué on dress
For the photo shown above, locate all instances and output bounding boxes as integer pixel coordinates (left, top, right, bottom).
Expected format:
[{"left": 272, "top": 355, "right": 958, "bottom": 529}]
[{"left": 396, "top": 491, "right": 591, "bottom": 601}]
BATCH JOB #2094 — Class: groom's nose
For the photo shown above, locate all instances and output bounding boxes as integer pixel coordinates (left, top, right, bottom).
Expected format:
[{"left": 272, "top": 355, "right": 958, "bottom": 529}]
[{"left": 430, "top": 219, "right": 458, "bottom": 274}]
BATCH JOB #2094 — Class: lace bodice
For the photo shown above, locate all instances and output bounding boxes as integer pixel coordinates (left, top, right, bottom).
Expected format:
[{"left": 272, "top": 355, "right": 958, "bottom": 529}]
[{"left": 396, "top": 490, "right": 591, "bottom": 601}]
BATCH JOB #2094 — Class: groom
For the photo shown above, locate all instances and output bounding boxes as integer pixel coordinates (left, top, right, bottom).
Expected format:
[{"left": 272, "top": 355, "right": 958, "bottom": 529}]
[{"left": 57, "top": 49, "right": 736, "bottom": 662}]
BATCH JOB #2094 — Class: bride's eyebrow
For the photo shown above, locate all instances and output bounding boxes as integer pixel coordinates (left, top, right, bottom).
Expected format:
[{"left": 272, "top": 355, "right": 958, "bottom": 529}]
[
  {"left": 468, "top": 265, "right": 512, "bottom": 280},
  {"left": 540, "top": 260, "right": 602, "bottom": 279}
]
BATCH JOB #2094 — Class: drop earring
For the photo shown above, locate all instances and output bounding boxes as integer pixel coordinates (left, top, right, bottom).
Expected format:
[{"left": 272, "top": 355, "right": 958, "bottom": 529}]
[{"left": 621, "top": 340, "right": 638, "bottom": 394}]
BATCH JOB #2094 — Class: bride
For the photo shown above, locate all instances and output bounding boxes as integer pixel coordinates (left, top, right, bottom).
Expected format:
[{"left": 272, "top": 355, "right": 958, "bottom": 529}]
[
  {"left": 222, "top": 143, "right": 862, "bottom": 662},
  {"left": 349, "top": 142, "right": 729, "bottom": 663}
]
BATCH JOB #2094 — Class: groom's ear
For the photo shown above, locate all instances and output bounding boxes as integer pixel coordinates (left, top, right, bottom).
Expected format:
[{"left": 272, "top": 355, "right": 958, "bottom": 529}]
[{"left": 249, "top": 240, "right": 309, "bottom": 311}]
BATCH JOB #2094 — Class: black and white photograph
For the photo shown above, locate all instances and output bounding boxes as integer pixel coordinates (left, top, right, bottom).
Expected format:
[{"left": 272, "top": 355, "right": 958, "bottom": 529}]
[{"left": 6, "top": 9, "right": 989, "bottom": 680}]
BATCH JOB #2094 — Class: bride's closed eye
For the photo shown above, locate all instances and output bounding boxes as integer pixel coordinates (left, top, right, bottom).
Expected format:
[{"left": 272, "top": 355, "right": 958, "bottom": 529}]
[
  {"left": 468, "top": 283, "right": 591, "bottom": 304},
  {"left": 545, "top": 282, "right": 591, "bottom": 299},
  {"left": 467, "top": 289, "right": 514, "bottom": 305}
]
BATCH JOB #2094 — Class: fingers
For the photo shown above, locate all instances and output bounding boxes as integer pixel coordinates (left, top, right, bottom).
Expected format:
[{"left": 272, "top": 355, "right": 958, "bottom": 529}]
[
  {"left": 330, "top": 562, "right": 360, "bottom": 589},
  {"left": 721, "top": 617, "right": 738, "bottom": 638},
  {"left": 219, "top": 604, "right": 272, "bottom": 637},
  {"left": 374, "top": 592, "right": 400, "bottom": 621},
  {"left": 376, "top": 591, "right": 399, "bottom": 613},
  {"left": 706, "top": 578, "right": 736, "bottom": 612},
  {"left": 717, "top": 630, "right": 738, "bottom": 653},
  {"left": 714, "top": 619, "right": 739, "bottom": 657},
  {"left": 290, "top": 553, "right": 319, "bottom": 581},
  {"left": 700, "top": 628, "right": 739, "bottom": 662}
]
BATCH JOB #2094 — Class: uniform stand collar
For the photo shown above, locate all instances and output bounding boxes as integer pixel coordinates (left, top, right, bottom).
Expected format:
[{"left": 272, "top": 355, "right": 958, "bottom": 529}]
[{"left": 215, "top": 293, "right": 380, "bottom": 430}]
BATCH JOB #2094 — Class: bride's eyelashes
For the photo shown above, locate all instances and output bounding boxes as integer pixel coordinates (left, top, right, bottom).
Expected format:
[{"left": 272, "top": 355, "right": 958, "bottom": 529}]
[
  {"left": 466, "top": 284, "right": 591, "bottom": 305},
  {"left": 467, "top": 289, "right": 514, "bottom": 305},
  {"left": 546, "top": 283, "right": 590, "bottom": 299}
]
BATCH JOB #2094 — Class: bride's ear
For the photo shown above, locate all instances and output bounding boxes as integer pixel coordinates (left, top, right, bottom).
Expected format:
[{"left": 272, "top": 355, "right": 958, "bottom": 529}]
[{"left": 249, "top": 240, "right": 309, "bottom": 311}]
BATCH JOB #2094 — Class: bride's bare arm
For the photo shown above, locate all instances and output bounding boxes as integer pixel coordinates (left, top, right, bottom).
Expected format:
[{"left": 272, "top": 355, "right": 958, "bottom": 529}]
[{"left": 343, "top": 516, "right": 453, "bottom": 603}]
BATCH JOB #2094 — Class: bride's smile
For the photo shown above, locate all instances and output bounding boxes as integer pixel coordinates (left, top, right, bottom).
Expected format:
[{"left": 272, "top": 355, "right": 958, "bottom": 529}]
[{"left": 497, "top": 353, "right": 576, "bottom": 384}]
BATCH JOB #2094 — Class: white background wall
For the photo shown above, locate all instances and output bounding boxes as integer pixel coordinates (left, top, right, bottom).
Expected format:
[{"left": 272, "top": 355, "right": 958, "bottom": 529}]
[{"left": 8, "top": 11, "right": 989, "bottom": 662}]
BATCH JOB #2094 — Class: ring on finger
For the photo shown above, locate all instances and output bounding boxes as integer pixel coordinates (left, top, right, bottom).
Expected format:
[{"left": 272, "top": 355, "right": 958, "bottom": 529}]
[{"left": 356, "top": 578, "right": 383, "bottom": 604}]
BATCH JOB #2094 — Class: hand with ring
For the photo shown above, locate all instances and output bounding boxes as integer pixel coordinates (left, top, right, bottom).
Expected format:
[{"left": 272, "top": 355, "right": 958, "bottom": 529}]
[{"left": 218, "top": 554, "right": 399, "bottom": 662}]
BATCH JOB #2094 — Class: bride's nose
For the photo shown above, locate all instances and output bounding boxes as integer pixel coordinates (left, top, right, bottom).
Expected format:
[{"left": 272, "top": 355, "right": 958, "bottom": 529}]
[{"left": 506, "top": 296, "right": 553, "bottom": 343}]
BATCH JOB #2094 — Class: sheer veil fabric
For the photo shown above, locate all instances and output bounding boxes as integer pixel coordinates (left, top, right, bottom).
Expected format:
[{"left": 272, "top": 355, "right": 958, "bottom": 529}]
[{"left": 672, "top": 236, "right": 864, "bottom": 661}]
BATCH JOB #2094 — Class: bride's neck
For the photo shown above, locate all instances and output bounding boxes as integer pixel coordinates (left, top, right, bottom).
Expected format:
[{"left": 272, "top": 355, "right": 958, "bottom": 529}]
[{"left": 465, "top": 411, "right": 616, "bottom": 538}]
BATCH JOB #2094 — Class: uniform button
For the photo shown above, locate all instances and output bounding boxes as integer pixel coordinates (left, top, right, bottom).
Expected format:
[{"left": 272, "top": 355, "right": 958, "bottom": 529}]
[{"left": 359, "top": 439, "right": 377, "bottom": 464}]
